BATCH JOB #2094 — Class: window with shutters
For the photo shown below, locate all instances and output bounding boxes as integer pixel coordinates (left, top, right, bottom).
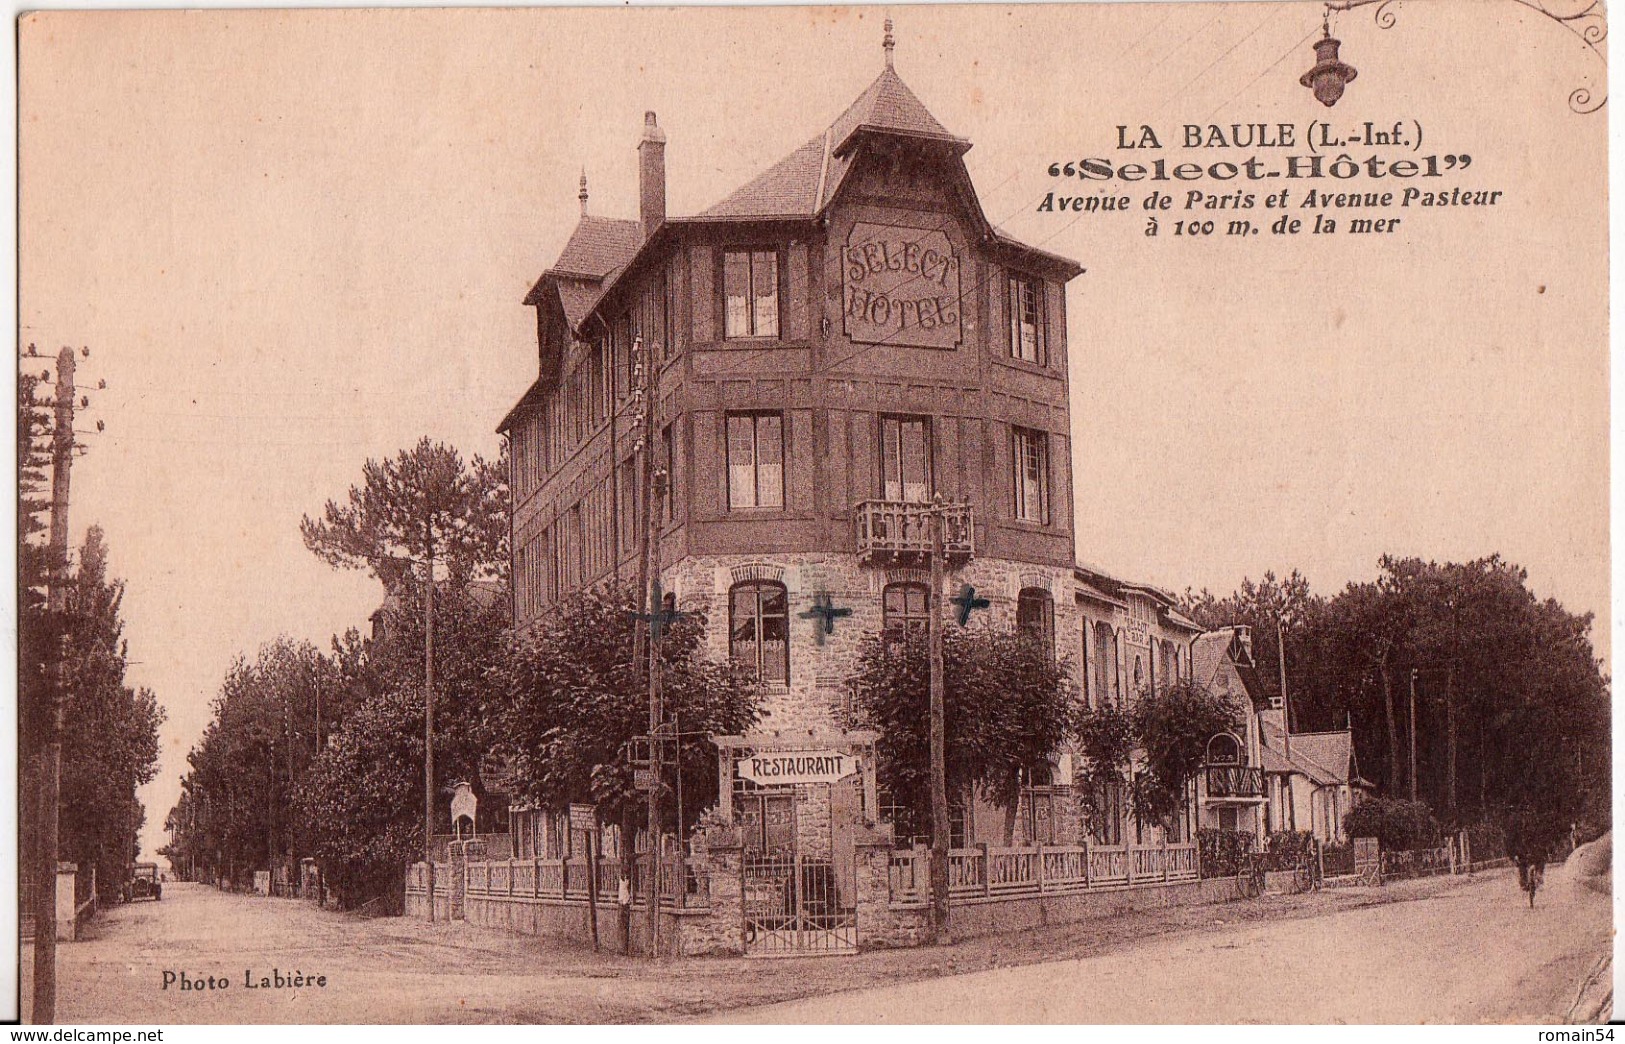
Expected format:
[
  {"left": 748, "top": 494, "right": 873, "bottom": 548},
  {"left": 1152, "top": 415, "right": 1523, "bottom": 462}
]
[{"left": 1012, "top": 427, "right": 1050, "bottom": 524}]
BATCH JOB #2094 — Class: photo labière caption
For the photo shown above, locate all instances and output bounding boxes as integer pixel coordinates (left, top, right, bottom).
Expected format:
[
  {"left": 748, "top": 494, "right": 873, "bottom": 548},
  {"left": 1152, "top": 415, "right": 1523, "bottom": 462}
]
[{"left": 1040, "top": 121, "right": 1502, "bottom": 239}]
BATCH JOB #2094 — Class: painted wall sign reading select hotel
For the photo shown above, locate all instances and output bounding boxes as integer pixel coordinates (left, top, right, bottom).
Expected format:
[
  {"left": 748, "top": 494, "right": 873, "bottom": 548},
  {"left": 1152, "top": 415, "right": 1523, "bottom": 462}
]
[
  {"left": 843, "top": 222, "right": 963, "bottom": 349},
  {"left": 738, "top": 750, "right": 858, "bottom": 786}
]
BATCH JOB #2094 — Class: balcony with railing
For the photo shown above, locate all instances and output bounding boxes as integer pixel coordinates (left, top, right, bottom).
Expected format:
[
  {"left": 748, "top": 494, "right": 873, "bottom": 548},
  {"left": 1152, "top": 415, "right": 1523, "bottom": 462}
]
[
  {"left": 855, "top": 500, "right": 974, "bottom": 567},
  {"left": 1203, "top": 764, "right": 1264, "bottom": 799}
]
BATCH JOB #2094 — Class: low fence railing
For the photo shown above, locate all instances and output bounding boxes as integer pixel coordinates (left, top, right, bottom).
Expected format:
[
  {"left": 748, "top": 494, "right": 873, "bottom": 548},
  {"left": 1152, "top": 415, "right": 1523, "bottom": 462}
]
[
  {"left": 891, "top": 841, "right": 1199, "bottom": 904},
  {"left": 461, "top": 856, "right": 707, "bottom": 909},
  {"left": 1381, "top": 844, "right": 1454, "bottom": 878},
  {"left": 405, "top": 861, "right": 451, "bottom": 896}
]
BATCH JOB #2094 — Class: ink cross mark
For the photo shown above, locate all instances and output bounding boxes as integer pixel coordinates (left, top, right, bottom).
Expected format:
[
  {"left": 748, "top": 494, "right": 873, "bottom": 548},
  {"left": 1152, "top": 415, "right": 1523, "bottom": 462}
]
[
  {"left": 951, "top": 583, "right": 991, "bottom": 626},
  {"left": 628, "top": 581, "right": 691, "bottom": 642},
  {"left": 798, "top": 593, "right": 852, "bottom": 645}
]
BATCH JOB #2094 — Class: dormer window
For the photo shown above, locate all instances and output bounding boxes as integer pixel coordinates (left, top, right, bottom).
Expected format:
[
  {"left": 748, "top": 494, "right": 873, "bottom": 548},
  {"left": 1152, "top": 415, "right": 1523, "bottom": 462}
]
[{"left": 724, "top": 250, "right": 780, "bottom": 339}]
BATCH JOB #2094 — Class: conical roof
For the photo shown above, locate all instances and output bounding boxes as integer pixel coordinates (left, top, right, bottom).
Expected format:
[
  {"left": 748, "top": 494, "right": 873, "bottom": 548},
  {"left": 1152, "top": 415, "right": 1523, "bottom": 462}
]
[
  {"left": 829, "top": 66, "right": 963, "bottom": 155},
  {"left": 699, "top": 66, "right": 967, "bottom": 221}
]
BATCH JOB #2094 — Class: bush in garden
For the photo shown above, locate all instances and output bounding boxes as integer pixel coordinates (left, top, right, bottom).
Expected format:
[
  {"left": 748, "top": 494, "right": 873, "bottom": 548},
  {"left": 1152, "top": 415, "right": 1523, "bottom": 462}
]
[
  {"left": 1343, "top": 797, "right": 1440, "bottom": 852},
  {"left": 1197, "top": 827, "right": 1256, "bottom": 878}
]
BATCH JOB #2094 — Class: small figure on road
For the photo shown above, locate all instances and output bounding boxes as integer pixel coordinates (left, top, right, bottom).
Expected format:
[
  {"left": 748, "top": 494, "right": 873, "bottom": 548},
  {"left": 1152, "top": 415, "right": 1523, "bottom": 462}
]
[{"left": 1505, "top": 807, "right": 1549, "bottom": 908}]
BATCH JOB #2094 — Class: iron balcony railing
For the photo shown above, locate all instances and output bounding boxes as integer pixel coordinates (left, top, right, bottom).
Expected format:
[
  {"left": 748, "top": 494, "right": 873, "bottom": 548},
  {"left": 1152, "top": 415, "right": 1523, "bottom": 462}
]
[
  {"left": 1204, "top": 764, "right": 1264, "bottom": 798},
  {"left": 854, "top": 500, "right": 974, "bottom": 566}
]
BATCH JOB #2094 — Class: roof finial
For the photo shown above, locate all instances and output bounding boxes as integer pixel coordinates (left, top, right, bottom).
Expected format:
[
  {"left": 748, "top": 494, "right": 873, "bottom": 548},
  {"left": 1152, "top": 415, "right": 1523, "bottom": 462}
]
[
  {"left": 883, "top": 18, "right": 895, "bottom": 69},
  {"left": 578, "top": 167, "right": 588, "bottom": 216}
]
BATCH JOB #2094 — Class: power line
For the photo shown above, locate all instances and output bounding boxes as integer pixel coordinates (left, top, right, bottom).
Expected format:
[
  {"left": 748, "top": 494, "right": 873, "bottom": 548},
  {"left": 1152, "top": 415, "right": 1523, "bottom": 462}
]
[
  {"left": 1201, "top": 20, "right": 1322, "bottom": 124},
  {"left": 1158, "top": 6, "right": 1283, "bottom": 118}
]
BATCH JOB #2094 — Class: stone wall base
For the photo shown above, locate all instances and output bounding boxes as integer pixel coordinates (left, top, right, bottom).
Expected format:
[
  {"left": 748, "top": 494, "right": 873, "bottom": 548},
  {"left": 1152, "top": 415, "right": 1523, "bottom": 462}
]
[
  {"left": 411, "top": 869, "right": 1243, "bottom": 955},
  {"left": 457, "top": 895, "right": 737, "bottom": 957}
]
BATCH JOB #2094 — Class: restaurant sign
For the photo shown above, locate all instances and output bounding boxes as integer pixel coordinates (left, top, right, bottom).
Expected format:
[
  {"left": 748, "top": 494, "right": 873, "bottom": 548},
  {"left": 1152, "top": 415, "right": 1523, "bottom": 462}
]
[
  {"left": 843, "top": 222, "right": 963, "bottom": 349},
  {"left": 737, "top": 749, "right": 857, "bottom": 786}
]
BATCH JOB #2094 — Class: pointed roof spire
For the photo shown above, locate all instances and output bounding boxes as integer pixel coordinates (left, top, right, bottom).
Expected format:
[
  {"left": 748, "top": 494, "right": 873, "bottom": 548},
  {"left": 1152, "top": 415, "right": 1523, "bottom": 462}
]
[
  {"left": 578, "top": 168, "right": 589, "bottom": 216},
  {"left": 883, "top": 18, "right": 895, "bottom": 69}
]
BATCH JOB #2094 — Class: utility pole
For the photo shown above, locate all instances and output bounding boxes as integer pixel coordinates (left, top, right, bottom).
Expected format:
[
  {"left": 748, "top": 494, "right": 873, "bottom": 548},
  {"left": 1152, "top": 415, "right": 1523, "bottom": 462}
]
[
  {"left": 1445, "top": 664, "right": 1457, "bottom": 821},
  {"left": 1409, "top": 668, "right": 1419, "bottom": 802},
  {"left": 632, "top": 336, "right": 664, "bottom": 957},
  {"left": 423, "top": 552, "right": 437, "bottom": 921},
  {"left": 34, "top": 346, "right": 75, "bottom": 1024},
  {"left": 645, "top": 472, "right": 666, "bottom": 957},
  {"left": 1276, "top": 615, "right": 1291, "bottom": 765},
  {"left": 926, "top": 505, "right": 950, "bottom": 943}
]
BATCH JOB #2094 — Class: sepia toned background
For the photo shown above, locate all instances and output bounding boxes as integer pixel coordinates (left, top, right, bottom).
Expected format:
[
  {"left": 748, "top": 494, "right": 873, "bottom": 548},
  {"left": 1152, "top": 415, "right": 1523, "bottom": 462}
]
[{"left": 16, "top": 2, "right": 1607, "bottom": 869}]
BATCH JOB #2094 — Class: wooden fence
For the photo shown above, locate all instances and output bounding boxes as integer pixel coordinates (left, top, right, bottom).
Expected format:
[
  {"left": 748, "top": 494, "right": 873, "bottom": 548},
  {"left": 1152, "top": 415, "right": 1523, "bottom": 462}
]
[{"left": 890, "top": 841, "right": 1199, "bottom": 904}]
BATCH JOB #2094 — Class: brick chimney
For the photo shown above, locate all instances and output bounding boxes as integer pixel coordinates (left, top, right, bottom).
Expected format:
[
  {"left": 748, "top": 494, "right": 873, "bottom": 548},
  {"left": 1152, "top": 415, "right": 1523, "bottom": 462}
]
[{"left": 638, "top": 111, "right": 666, "bottom": 239}]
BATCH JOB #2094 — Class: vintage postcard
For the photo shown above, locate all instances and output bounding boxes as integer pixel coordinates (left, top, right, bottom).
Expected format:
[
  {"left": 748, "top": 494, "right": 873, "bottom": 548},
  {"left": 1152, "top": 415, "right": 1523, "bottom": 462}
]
[{"left": 13, "top": 2, "right": 1612, "bottom": 1028}]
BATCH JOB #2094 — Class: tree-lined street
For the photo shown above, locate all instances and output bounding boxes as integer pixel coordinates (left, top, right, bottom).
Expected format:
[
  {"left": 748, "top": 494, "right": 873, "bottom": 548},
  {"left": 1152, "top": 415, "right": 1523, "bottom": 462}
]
[{"left": 33, "top": 861, "right": 1607, "bottom": 1024}]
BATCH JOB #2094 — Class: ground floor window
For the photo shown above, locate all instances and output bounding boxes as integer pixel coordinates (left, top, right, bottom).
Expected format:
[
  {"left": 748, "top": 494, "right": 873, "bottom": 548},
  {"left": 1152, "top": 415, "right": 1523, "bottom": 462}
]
[
  {"left": 738, "top": 788, "right": 796, "bottom": 858},
  {"left": 730, "top": 580, "right": 789, "bottom": 684},
  {"left": 1022, "top": 784, "right": 1070, "bottom": 845},
  {"left": 882, "top": 582, "right": 930, "bottom": 641}
]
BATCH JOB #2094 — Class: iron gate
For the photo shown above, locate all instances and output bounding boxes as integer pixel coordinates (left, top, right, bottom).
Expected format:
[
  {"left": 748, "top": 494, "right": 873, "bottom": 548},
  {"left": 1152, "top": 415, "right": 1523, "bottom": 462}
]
[{"left": 742, "top": 854, "right": 857, "bottom": 956}]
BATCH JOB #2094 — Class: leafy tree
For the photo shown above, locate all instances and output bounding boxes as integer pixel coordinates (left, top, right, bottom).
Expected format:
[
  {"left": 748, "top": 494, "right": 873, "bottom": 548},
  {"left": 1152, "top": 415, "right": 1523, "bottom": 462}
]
[
  {"left": 209, "top": 437, "right": 512, "bottom": 902},
  {"left": 19, "top": 372, "right": 61, "bottom": 868},
  {"left": 493, "top": 583, "right": 762, "bottom": 845},
  {"left": 1182, "top": 569, "right": 1326, "bottom": 717},
  {"left": 1186, "top": 556, "right": 1608, "bottom": 833},
  {"left": 300, "top": 437, "right": 507, "bottom": 589},
  {"left": 1074, "top": 699, "right": 1135, "bottom": 836},
  {"left": 290, "top": 582, "right": 510, "bottom": 904},
  {"left": 172, "top": 438, "right": 511, "bottom": 900},
  {"left": 294, "top": 686, "right": 433, "bottom": 904},
  {"left": 851, "top": 626, "right": 1077, "bottom": 845},
  {"left": 1129, "top": 678, "right": 1241, "bottom": 825},
  {"left": 167, "top": 638, "right": 334, "bottom": 886},
  {"left": 54, "top": 528, "right": 165, "bottom": 899},
  {"left": 1317, "top": 576, "right": 1413, "bottom": 794}
]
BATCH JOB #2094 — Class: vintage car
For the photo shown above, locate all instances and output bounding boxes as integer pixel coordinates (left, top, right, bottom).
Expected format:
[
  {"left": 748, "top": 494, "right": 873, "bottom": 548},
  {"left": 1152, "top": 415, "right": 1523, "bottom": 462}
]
[{"left": 123, "top": 862, "right": 162, "bottom": 902}]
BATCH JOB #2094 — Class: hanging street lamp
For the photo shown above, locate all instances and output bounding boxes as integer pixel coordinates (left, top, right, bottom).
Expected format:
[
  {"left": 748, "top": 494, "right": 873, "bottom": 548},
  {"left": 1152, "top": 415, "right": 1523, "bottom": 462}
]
[{"left": 1300, "top": 18, "right": 1358, "bottom": 107}]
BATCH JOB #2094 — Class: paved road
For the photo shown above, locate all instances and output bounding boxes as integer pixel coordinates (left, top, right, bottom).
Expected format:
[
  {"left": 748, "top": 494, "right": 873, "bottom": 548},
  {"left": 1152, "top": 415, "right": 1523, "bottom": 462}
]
[
  {"left": 38, "top": 882, "right": 646, "bottom": 1024},
  {"left": 32, "top": 860, "right": 1608, "bottom": 1024},
  {"left": 720, "top": 860, "right": 1611, "bottom": 1023}
]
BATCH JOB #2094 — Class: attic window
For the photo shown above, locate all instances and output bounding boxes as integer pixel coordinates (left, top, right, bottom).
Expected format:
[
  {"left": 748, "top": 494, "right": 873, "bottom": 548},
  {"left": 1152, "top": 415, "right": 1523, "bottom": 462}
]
[{"left": 724, "top": 250, "right": 780, "bottom": 339}]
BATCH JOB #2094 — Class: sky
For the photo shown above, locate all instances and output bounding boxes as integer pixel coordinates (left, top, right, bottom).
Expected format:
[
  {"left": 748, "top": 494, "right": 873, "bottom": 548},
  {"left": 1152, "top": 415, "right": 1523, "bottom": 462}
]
[{"left": 16, "top": 3, "right": 1608, "bottom": 861}]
